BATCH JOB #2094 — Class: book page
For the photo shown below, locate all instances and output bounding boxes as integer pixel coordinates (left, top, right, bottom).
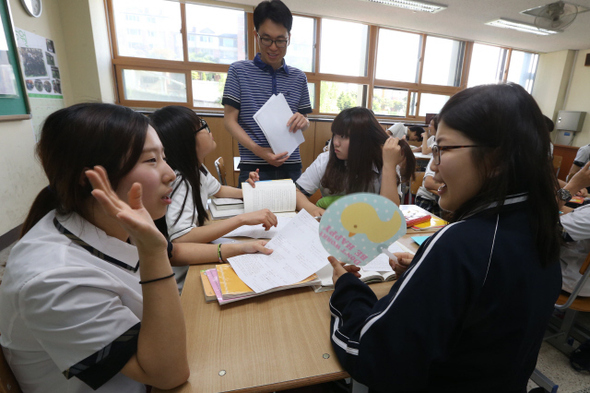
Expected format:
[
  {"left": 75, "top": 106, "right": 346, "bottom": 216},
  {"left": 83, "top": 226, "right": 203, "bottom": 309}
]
[
  {"left": 223, "top": 217, "right": 292, "bottom": 239},
  {"left": 362, "top": 241, "right": 413, "bottom": 271},
  {"left": 252, "top": 93, "right": 305, "bottom": 156},
  {"left": 228, "top": 210, "right": 329, "bottom": 293},
  {"left": 242, "top": 180, "right": 296, "bottom": 213}
]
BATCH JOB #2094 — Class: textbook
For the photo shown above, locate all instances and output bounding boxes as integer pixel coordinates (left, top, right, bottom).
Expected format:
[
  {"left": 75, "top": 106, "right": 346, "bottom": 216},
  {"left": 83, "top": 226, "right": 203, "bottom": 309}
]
[
  {"left": 210, "top": 197, "right": 244, "bottom": 211},
  {"left": 312, "top": 263, "right": 397, "bottom": 293},
  {"left": 200, "top": 269, "right": 217, "bottom": 303},
  {"left": 411, "top": 216, "right": 447, "bottom": 231},
  {"left": 204, "top": 265, "right": 320, "bottom": 305},
  {"left": 400, "top": 205, "right": 431, "bottom": 227},
  {"left": 209, "top": 202, "right": 245, "bottom": 219},
  {"left": 241, "top": 179, "right": 296, "bottom": 213}
]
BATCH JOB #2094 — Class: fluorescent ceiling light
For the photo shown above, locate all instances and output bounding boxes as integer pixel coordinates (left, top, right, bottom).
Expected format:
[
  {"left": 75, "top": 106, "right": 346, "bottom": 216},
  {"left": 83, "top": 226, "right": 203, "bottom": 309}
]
[
  {"left": 486, "top": 18, "right": 560, "bottom": 35},
  {"left": 360, "top": 0, "right": 447, "bottom": 13}
]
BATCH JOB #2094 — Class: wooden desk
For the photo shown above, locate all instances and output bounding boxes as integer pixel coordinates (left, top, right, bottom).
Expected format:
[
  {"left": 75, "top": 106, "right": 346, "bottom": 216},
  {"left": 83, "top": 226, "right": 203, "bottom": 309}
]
[{"left": 153, "top": 236, "right": 419, "bottom": 393}]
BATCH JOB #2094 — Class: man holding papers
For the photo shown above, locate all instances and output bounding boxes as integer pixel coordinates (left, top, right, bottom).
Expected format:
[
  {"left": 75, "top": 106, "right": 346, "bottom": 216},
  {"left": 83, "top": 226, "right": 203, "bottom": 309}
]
[{"left": 222, "top": 0, "right": 312, "bottom": 184}]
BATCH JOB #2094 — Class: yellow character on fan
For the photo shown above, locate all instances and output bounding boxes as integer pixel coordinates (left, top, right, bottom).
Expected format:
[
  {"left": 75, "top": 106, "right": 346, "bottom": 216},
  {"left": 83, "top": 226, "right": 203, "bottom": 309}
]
[{"left": 341, "top": 203, "right": 402, "bottom": 243}]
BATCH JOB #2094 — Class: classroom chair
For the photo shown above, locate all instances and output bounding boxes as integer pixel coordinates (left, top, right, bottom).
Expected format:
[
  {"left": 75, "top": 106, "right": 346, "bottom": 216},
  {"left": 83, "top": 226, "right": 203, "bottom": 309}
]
[
  {"left": 553, "top": 155, "right": 563, "bottom": 178},
  {"left": 0, "top": 336, "right": 22, "bottom": 393},
  {"left": 214, "top": 157, "right": 227, "bottom": 186},
  {"left": 408, "top": 171, "right": 425, "bottom": 205}
]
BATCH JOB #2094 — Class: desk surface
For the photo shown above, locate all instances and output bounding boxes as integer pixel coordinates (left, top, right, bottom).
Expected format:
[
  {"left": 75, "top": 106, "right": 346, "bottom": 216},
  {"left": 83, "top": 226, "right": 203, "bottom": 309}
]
[{"left": 153, "top": 235, "right": 420, "bottom": 393}]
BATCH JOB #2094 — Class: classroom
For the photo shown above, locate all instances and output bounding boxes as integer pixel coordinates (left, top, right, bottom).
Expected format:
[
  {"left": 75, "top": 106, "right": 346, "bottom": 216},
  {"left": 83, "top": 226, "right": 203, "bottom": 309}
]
[{"left": 1, "top": 0, "right": 590, "bottom": 392}]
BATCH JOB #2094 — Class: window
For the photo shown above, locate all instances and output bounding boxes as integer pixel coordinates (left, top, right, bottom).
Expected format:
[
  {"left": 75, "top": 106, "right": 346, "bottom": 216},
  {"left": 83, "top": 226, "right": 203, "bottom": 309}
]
[
  {"left": 467, "top": 43, "right": 507, "bottom": 87},
  {"left": 308, "top": 83, "right": 316, "bottom": 109},
  {"left": 122, "top": 69, "right": 186, "bottom": 102},
  {"left": 192, "top": 71, "right": 226, "bottom": 108},
  {"left": 418, "top": 93, "right": 450, "bottom": 117},
  {"left": 421, "top": 36, "right": 464, "bottom": 87},
  {"left": 506, "top": 50, "right": 538, "bottom": 93},
  {"left": 319, "top": 19, "right": 368, "bottom": 77},
  {"left": 185, "top": 4, "right": 246, "bottom": 65},
  {"left": 375, "top": 29, "right": 421, "bottom": 83},
  {"left": 285, "top": 16, "right": 315, "bottom": 73},
  {"left": 112, "top": 0, "right": 183, "bottom": 61},
  {"left": 372, "top": 88, "right": 408, "bottom": 117},
  {"left": 320, "top": 81, "right": 365, "bottom": 114}
]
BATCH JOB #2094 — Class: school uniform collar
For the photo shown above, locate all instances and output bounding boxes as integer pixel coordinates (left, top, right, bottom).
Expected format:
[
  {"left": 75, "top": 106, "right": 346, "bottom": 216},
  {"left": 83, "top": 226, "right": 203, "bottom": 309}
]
[
  {"left": 253, "top": 53, "right": 289, "bottom": 74},
  {"left": 55, "top": 212, "right": 140, "bottom": 272},
  {"left": 462, "top": 192, "right": 528, "bottom": 219}
]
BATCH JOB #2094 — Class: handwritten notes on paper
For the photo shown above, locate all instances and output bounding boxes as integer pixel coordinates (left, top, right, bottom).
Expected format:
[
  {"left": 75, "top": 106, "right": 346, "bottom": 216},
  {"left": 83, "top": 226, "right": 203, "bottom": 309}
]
[{"left": 228, "top": 210, "right": 329, "bottom": 293}]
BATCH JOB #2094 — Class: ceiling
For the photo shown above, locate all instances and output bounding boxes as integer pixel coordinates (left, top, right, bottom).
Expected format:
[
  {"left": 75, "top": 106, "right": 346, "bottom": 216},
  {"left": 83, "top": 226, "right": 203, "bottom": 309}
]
[{"left": 222, "top": 0, "right": 590, "bottom": 53}]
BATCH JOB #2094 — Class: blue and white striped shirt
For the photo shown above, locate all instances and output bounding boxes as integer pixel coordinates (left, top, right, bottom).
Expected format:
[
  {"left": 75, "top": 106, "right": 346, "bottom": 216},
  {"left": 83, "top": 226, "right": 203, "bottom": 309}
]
[{"left": 222, "top": 53, "right": 312, "bottom": 168}]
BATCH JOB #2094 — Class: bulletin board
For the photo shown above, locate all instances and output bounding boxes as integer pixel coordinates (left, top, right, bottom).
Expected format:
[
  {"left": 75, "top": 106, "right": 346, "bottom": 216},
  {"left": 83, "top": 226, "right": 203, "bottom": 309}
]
[{"left": 0, "top": 0, "right": 31, "bottom": 121}]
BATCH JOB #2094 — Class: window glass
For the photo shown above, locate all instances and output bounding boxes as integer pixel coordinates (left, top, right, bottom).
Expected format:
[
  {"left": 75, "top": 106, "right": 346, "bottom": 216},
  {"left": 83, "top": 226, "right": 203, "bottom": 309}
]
[
  {"left": 506, "top": 50, "right": 538, "bottom": 93},
  {"left": 122, "top": 69, "right": 186, "bottom": 102},
  {"left": 319, "top": 81, "right": 365, "bottom": 114},
  {"left": 308, "top": 82, "right": 315, "bottom": 109},
  {"left": 467, "top": 43, "right": 507, "bottom": 87},
  {"left": 372, "top": 88, "right": 407, "bottom": 117},
  {"left": 185, "top": 4, "right": 246, "bottom": 64},
  {"left": 285, "top": 16, "right": 315, "bottom": 72},
  {"left": 112, "top": 0, "right": 183, "bottom": 61},
  {"left": 192, "top": 71, "right": 226, "bottom": 108},
  {"left": 375, "top": 29, "right": 421, "bottom": 83},
  {"left": 320, "top": 19, "right": 368, "bottom": 77},
  {"left": 418, "top": 93, "right": 449, "bottom": 117},
  {"left": 422, "top": 36, "right": 463, "bottom": 86}
]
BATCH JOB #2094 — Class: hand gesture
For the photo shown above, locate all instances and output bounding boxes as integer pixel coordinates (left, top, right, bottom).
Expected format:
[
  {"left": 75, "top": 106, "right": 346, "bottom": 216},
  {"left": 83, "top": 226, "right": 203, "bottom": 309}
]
[
  {"left": 239, "top": 209, "right": 278, "bottom": 230},
  {"left": 258, "top": 147, "right": 289, "bottom": 167},
  {"left": 239, "top": 240, "right": 273, "bottom": 255},
  {"left": 328, "top": 256, "right": 361, "bottom": 284},
  {"left": 286, "top": 112, "right": 309, "bottom": 133},
  {"left": 246, "top": 169, "right": 260, "bottom": 188},
  {"left": 570, "top": 162, "right": 590, "bottom": 193},
  {"left": 382, "top": 137, "right": 405, "bottom": 168},
  {"left": 389, "top": 252, "right": 414, "bottom": 276},
  {"left": 85, "top": 166, "right": 167, "bottom": 253}
]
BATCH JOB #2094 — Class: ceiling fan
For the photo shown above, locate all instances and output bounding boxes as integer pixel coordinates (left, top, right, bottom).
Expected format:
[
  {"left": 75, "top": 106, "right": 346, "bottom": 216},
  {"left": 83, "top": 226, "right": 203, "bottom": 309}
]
[{"left": 521, "top": 1, "right": 588, "bottom": 31}]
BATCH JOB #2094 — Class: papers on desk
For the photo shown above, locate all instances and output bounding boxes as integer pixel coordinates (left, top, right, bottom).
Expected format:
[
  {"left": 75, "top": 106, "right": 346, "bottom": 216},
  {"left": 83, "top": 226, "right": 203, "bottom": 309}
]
[
  {"left": 253, "top": 93, "right": 304, "bottom": 156},
  {"left": 223, "top": 216, "right": 291, "bottom": 239},
  {"left": 228, "top": 209, "right": 329, "bottom": 293}
]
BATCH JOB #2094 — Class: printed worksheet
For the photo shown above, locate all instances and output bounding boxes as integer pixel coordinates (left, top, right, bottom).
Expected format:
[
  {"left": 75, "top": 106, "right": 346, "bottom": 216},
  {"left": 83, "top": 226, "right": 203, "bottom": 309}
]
[
  {"left": 228, "top": 210, "right": 329, "bottom": 293},
  {"left": 222, "top": 217, "right": 292, "bottom": 239}
]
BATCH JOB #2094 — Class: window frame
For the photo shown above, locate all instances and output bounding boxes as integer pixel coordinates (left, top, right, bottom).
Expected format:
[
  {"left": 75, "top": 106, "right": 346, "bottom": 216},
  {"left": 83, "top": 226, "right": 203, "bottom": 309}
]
[{"left": 105, "top": 0, "right": 538, "bottom": 121}]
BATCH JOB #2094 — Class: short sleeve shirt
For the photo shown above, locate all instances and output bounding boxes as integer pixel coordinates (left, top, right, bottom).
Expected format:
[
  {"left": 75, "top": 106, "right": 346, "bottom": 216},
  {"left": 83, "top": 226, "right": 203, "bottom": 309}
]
[
  {"left": 416, "top": 157, "right": 437, "bottom": 201},
  {"left": 573, "top": 144, "right": 590, "bottom": 167},
  {"left": 560, "top": 204, "right": 590, "bottom": 296},
  {"left": 222, "top": 54, "right": 312, "bottom": 167},
  {"left": 0, "top": 211, "right": 144, "bottom": 393}
]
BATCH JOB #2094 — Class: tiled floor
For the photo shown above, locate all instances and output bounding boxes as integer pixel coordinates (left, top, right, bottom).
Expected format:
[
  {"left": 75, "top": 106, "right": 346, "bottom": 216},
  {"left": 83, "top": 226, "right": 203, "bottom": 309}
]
[{"left": 1, "top": 243, "right": 590, "bottom": 392}]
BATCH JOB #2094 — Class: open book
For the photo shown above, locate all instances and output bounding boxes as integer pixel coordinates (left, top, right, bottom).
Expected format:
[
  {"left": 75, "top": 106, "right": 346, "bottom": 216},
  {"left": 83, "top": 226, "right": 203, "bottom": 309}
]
[
  {"left": 242, "top": 179, "right": 296, "bottom": 213},
  {"left": 204, "top": 264, "right": 320, "bottom": 305}
]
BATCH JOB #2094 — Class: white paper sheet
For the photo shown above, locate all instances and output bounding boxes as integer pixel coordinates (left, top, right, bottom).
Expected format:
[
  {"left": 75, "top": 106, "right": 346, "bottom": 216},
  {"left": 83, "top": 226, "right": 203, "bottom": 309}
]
[
  {"left": 228, "top": 210, "right": 329, "bottom": 293},
  {"left": 222, "top": 217, "right": 292, "bottom": 239},
  {"left": 253, "top": 93, "right": 305, "bottom": 156},
  {"left": 362, "top": 241, "right": 413, "bottom": 271}
]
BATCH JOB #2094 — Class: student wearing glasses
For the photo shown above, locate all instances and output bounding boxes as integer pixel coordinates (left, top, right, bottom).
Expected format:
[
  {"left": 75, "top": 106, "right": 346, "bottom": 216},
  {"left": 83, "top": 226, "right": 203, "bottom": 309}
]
[
  {"left": 222, "top": 0, "right": 311, "bottom": 184},
  {"left": 150, "top": 106, "right": 276, "bottom": 292},
  {"left": 328, "top": 84, "right": 561, "bottom": 392}
]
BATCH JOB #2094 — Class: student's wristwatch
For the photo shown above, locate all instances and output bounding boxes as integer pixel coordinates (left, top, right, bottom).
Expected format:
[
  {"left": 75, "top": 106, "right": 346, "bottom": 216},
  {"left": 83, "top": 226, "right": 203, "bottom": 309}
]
[{"left": 557, "top": 188, "right": 572, "bottom": 203}]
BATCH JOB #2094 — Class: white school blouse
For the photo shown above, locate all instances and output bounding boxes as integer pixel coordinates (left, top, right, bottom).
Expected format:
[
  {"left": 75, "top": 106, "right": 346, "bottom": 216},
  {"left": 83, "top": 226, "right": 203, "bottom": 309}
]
[
  {"left": 560, "top": 204, "right": 590, "bottom": 296},
  {"left": 0, "top": 211, "right": 144, "bottom": 393}
]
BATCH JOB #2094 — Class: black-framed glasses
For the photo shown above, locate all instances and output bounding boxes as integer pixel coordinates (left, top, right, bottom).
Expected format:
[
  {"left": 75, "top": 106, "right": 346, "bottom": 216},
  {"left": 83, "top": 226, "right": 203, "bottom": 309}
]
[
  {"left": 257, "top": 33, "right": 289, "bottom": 48},
  {"left": 195, "top": 119, "right": 211, "bottom": 134},
  {"left": 432, "top": 144, "right": 478, "bottom": 165}
]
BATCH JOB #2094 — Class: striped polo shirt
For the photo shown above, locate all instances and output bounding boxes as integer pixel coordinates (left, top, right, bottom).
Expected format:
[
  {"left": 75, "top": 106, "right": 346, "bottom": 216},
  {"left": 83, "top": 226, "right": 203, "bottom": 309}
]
[{"left": 222, "top": 53, "right": 312, "bottom": 168}]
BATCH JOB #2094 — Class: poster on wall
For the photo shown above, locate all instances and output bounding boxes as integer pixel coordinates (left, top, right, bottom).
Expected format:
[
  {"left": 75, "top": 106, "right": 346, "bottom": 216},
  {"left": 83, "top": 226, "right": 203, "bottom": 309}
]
[
  {"left": 0, "top": 16, "right": 18, "bottom": 96},
  {"left": 15, "top": 28, "right": 62, "bottom": 99}
]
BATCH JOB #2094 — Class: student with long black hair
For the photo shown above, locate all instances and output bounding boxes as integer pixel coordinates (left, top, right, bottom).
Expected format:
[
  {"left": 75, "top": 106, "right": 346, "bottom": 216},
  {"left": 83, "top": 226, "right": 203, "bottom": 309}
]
[
  {"left": 328, "top": 84, "right": 562, "bottom": 392},
  {"left": 0, "top": 103, "right": 189, "bottom": 392},
  {"left": 295, "top": 107, "right": 416, "bottom": 216}
]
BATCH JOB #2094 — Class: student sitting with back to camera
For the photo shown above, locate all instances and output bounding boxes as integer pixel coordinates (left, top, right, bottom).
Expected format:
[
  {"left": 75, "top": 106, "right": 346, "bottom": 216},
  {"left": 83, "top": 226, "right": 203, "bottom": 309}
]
[{"left": 294, "top": 107, "right": 416, "bottom": 217}]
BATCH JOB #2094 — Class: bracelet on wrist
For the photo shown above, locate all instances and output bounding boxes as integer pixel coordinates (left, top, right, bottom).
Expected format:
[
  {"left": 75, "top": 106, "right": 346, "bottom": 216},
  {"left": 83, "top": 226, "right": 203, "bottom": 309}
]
[
  {"left": 217, "top": 243, "right": 225, "bottom": 263},
  {"left": 139, "top": 272, "right": 175, "bottom": 285}
]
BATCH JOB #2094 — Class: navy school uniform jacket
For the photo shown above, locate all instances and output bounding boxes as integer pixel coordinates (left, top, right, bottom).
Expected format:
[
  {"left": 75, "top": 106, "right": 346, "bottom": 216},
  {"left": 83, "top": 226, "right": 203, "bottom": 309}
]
[{"left": 329, "top": 194, "right": 561, "bottom": 392}]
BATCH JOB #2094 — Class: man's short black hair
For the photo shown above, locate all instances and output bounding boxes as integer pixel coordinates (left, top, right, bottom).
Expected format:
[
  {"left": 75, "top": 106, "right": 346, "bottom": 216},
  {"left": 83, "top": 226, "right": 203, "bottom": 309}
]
[{"left": 254, "top": 0, "right": 293, "bottom": 32}]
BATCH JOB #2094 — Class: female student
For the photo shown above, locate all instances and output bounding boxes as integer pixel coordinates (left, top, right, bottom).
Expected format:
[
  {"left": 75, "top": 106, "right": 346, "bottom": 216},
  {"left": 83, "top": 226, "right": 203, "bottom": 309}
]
[
  {"left": 420, "top": 115, "right": 438, "bottom": 155},
  {"left": 0, "top": 103, "right": 189, "bottom": 392},
  {"left": 295, "top": 107, "right": 415, "bottom": 217},
  {"left": 150, "top": 106, "right": 276, "bottom": 291},
  {"left": 328, "top": 84, "right": 562, "bottom": 392}
]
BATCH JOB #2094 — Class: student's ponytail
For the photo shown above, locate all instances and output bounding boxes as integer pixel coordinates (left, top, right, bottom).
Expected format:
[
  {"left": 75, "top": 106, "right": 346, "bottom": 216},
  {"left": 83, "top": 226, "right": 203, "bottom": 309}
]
[{"left": 20, "top": 187, "right": 59, "bottom": 237}]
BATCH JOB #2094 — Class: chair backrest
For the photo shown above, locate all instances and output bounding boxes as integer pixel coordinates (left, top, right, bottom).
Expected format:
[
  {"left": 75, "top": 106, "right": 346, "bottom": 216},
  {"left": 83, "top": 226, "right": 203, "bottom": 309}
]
[
  {"left": 553, "top": 155, "right": 563, "bottom": 177},
  {"left": 556, "top": 251, "right": 590, "bottom": 312},
  {"left": 0, "top": 341, "right": 22, "bottom": 393},
  {"left": 214, "top": 157, "right": 227, "bottom": 186},
  {"left": 408, "top": 172, "right": 425, "bottom": 204}
]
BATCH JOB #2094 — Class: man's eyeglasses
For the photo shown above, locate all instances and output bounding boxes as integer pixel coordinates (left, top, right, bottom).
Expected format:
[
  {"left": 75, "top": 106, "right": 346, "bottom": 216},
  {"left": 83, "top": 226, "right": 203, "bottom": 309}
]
[
  {"left": 432, "top": 144, "right": 478, "bottom": 165},
  {"left": 195, "top": 119, "right": 211, "bottom": 134},
  {"left": 257, "top": 33, "right": 289, "bottom": 48}
]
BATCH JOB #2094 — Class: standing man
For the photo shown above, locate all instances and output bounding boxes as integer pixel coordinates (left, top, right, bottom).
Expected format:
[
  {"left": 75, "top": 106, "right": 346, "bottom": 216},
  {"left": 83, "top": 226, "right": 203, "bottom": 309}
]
[{"left": 222, "top": 0, "right": 312, "bottom": 184}]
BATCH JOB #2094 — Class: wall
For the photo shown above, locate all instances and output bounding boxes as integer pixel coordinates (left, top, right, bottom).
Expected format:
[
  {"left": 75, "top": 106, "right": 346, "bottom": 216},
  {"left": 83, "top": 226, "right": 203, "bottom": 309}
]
[
  {"left": 0, "top": 0, "right": 74, "bottom": 235},
  {"left": 564, "top": 48, "right": 590, "bottom": 147}
]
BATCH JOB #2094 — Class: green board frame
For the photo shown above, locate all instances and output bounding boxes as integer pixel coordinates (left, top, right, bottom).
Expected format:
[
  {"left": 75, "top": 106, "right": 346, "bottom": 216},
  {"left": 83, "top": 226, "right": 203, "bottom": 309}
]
[{"left": 0, "top": 0, "right": 31, "bottom": 121}]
